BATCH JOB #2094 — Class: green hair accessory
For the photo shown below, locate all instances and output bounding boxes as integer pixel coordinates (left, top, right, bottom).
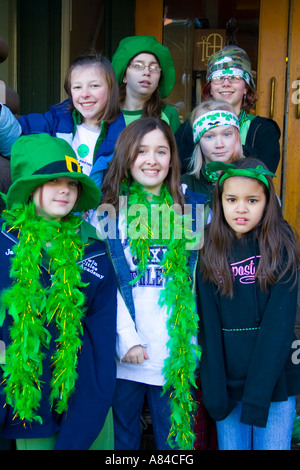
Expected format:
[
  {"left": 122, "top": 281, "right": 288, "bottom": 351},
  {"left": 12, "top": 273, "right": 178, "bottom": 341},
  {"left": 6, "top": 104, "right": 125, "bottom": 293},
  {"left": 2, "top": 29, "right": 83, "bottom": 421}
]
[{"left": 205, "top": 162, "right": 276, "bottom": 190}]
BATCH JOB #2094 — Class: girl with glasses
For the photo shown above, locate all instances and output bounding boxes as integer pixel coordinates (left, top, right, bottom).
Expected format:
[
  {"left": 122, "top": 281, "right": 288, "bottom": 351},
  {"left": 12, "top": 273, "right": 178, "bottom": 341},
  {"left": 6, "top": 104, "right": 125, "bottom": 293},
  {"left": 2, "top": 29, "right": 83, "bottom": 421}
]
[
  {"left": 112, "top": 36, "right": 181, "bottom": 133},
  {"left": 176, "top": 46, "right": 281, "bottom": 175}
]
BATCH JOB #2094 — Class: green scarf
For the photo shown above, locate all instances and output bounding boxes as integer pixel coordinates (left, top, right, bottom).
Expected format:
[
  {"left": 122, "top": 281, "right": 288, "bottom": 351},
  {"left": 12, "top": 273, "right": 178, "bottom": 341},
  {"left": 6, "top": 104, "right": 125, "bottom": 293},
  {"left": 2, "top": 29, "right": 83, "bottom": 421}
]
[
  {"left": 0, "top": 201, "right": 87, "bottom": 424},
  {"left": 121, "top": 180, "right": 201, "bottom": 450}
]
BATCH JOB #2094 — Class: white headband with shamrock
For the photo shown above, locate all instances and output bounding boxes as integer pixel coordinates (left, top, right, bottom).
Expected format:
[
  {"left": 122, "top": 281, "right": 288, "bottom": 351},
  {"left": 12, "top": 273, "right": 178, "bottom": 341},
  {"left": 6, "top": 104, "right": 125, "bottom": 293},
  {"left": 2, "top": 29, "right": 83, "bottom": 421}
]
[
  {"left": 193, "top": 110, "right": 240, "bottom": 144},
  {"left": 210, "top": 67, "right": 251, "bottom": 85}
]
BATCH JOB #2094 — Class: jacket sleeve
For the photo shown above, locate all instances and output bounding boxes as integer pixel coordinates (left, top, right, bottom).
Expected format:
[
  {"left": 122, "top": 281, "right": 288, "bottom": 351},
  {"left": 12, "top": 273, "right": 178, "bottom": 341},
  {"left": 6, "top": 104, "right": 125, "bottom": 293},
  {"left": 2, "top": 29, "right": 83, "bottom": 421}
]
[
  {"left": 197, "top": 268, "right": 235, "bottom": 421},
  {"left": 18, "top": 100, "right": 74, "bottom": 137},
  {"left": 0, "top": 103, "right": 21, "bottom": 157},
  {"left": 244, "top": 117, "right": 281, "bottom": 174},
  {"left": 240, "top": 270, "right": 298, "bottom": 427},
  {"left": 18, "top": 108, "right": 58, "bottom": 136},
  {"left": 54, "top": 253, "right": 117, "bottom": 450}
]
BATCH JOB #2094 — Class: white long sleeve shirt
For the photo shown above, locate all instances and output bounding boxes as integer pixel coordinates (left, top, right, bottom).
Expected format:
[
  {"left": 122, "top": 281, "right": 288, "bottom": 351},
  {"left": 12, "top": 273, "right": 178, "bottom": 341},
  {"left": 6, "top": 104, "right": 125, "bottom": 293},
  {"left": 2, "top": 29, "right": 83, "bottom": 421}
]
[{"left": 116, "top": 214, "right": 170, "bottom": 386}]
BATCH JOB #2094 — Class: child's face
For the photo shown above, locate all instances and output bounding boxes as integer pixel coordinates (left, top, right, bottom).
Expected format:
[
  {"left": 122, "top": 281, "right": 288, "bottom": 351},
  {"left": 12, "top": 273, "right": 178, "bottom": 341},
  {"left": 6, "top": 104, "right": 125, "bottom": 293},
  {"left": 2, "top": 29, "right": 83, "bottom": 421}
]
[
  {"left": 33, "top": 177, "right": 79, "bottom": 220},
  {"left": 200, "top": 125, "right": 237, "bottom": 163},
  {"left": 130, "top": 128, "right": 171, "bottom": 196},
  {"left": 210, "top": 78, "right": 247, "bottom": 115},
  {"left": 222, "top": 176, "right": 267, "bottom": 238},
  {"left": 70, "top": 64, "right": 109, "bottom": 128},
  {"left": 124, "top": 53, "right": 161, "bottom": 101}
]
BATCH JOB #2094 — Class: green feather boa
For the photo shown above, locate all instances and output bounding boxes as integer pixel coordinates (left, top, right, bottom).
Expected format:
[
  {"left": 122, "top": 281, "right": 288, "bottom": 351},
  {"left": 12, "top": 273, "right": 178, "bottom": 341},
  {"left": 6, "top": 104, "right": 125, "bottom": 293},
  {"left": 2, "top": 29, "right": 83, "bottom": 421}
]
[
  {"left": 0, "top": 202, "right": 87, "bottom": 424},
  {"left": 121, "top": 180, "right": 201, "bottom": 450}
]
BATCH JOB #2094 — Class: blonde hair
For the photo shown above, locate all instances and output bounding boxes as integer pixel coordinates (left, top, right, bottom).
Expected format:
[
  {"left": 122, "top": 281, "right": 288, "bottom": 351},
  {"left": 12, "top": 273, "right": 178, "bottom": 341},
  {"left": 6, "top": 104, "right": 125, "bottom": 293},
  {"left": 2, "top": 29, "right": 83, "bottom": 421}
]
[{"left": 188, "top": 99, "right": 243, "bottom": 178}]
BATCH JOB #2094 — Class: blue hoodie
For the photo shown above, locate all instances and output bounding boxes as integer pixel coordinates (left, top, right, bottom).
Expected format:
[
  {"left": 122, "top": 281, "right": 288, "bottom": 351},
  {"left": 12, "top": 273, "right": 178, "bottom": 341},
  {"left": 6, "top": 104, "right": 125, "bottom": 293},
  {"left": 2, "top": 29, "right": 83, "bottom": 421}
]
[{"left": 18, "top": 99, "right": 126, "bottom": 187}]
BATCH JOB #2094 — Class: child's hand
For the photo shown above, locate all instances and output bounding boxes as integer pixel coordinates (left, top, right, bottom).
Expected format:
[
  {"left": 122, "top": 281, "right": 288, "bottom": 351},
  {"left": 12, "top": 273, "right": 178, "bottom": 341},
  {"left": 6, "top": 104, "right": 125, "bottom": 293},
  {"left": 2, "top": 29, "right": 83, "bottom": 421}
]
[{"left": 121, "top": 345, "right": 149, "bottom": 364}]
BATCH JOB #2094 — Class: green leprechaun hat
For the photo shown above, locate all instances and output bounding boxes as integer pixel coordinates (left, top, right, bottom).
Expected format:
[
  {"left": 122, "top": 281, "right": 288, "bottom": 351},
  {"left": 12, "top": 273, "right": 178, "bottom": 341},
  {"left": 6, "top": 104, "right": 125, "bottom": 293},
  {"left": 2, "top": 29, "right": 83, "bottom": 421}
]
[
  {"left": 6, "top": 134, "right": 101, "bottom": 212},
  {"left": 112, "top": 35, "right": 176, "bottom": 99}
]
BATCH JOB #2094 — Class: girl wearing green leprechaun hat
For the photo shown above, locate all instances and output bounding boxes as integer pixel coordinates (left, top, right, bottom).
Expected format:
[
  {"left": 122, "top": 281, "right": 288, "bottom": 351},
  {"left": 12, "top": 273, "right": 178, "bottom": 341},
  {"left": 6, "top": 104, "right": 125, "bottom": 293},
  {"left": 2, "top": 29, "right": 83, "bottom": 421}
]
[
  {"left": 0, "top": 134, "right": 117, "bottom": 450},
  {"left": 176, "top": 45, "right": 281, "bottom": 175},
  {"left": 111, "top": 35, "right": 181, "bottom": 133}
]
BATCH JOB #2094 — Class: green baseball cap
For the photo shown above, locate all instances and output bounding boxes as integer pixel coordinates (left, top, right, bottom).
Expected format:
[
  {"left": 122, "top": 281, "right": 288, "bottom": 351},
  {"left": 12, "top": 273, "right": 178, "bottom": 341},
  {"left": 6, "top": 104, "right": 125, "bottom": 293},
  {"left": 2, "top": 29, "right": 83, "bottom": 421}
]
[
  {"left": 111, "top": 35, "right": 176, "bottom": 99},
  {"left": 206, "top": 45, "right": 255, "bottom": 89},
  {"left": 6, "top": 134, "right": 101, "bottom": 212}
]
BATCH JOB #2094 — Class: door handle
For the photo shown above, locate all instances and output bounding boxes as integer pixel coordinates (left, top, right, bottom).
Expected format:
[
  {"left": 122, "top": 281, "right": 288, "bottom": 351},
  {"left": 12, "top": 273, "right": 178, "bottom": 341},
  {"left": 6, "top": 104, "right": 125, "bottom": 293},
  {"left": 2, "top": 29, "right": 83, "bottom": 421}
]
[
  {"left": 297, "top": 78, "right": 300, "bottom": 119},
  {"left": 269, "top": 77, "right": 275, "bottom": 118}
]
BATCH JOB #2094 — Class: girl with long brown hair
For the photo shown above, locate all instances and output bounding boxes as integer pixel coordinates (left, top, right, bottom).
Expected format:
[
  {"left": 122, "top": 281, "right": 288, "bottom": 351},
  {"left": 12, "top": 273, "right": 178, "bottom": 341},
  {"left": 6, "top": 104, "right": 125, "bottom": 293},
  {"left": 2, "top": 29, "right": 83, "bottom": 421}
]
[
  {"left": 197, "top": 157, "right": 300, "bottom": 450},
  {"left": 99, "top": 117, "right": 209, "bottom": 450}
]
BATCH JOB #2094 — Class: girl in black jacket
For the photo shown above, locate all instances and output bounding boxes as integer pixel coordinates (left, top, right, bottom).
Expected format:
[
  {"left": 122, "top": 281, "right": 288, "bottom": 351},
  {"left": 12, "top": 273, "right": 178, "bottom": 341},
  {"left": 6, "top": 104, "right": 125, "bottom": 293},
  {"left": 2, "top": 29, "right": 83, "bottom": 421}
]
[
  {"left": 197, "top": 157, "right": 300, "bottom": 450},
  {"left": 176, "top": 46, "right": 281, "bottom": 174}
]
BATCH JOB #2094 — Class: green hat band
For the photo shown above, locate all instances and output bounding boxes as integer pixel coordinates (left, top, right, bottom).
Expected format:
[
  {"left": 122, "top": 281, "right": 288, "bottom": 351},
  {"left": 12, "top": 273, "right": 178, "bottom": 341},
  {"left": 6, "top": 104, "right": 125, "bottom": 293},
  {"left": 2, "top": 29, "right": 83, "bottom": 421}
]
[
  {"left": 33, "top": 158, "right": 82, "bottom": 176},
  {"left": 206, "top": 162, "right": 276, "bottom": 190}
]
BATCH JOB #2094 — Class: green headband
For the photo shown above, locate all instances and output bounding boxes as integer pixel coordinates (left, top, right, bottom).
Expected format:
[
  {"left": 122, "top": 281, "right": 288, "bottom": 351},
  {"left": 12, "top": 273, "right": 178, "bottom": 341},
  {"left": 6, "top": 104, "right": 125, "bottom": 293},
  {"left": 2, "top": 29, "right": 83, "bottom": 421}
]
[{"left": 205, "top": 162, "right": 276, "bottom": 190}]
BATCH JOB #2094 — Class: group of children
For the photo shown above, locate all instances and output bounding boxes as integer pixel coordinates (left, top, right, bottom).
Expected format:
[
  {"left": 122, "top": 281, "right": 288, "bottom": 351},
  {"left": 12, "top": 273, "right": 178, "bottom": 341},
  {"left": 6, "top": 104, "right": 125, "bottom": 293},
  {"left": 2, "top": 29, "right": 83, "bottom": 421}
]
[{"left": 0, "top": 36, "right": 299, "bottom": 451}]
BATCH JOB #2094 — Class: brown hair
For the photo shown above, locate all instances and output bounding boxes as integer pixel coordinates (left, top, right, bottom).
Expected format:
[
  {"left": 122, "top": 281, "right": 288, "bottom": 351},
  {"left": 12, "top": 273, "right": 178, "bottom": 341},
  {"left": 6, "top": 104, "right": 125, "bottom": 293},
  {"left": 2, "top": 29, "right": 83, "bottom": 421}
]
[
  {"left": 64, "top": 52, "right": 120, "bottom": 124},
  {"left": 202, "top": 81, "right": 259, "bottom": 114},
  {"left": 200, "top": 157, "right": 299, "bottom": 297},
  {"left": 101, "top": 117, "right": 185, "bottom": 210}
]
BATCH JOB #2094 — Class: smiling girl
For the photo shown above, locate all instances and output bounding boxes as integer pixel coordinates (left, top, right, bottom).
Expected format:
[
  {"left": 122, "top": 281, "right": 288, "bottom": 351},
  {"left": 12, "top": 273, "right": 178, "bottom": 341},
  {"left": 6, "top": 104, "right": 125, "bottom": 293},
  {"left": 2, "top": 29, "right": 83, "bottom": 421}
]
[
  {"left": 197, "top": 157, "right": 300, "bottom": 450},
  {"left": 99, "top": 117, "right": 209, "bottom": 450},
  {"left": 176, "top": 46, "right": 281, "bottom": 174},
  {"left": 3, "top": 53, "right": 125, "bottom": 188},
  {"left": 202, "top": 46, "right": 280, "bottom": 173}
]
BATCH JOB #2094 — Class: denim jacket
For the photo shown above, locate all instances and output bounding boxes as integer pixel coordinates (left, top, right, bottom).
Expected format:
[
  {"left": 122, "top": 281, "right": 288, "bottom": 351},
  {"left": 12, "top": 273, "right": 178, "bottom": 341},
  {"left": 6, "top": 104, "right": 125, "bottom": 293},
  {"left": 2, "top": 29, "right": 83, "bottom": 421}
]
[{"left": 97, "top": 188, "right": 209, "bottom": 324}]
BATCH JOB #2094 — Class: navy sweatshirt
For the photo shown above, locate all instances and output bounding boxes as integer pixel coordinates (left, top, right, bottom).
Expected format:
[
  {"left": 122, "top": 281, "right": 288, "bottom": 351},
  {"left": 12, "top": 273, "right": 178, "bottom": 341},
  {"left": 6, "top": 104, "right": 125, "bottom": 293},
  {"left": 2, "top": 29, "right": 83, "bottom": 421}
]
[
  {"left": 197, "top": 233, "right": 300, "bottom": 428},
  {"left": 0, "top": 219, "right": 117, "bottom": 449}
]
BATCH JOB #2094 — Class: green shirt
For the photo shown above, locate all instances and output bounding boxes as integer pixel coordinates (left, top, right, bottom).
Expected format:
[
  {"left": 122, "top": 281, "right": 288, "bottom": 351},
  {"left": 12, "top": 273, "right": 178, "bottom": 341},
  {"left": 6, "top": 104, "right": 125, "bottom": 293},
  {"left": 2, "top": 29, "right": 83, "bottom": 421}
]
[{"left": 122, "top": 104, "right": 181, "bottom": 133}]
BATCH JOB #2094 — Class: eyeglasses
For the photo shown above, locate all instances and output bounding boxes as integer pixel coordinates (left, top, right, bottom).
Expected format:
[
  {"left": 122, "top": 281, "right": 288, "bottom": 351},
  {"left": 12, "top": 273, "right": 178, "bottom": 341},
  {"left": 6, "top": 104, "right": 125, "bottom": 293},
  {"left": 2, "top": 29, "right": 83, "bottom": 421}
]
[
  {"left": 129, "top": 61, "right": 161, "bottom": 73},
  {"left": 211, "top": 76, "right": 243, "bottom": 84}
]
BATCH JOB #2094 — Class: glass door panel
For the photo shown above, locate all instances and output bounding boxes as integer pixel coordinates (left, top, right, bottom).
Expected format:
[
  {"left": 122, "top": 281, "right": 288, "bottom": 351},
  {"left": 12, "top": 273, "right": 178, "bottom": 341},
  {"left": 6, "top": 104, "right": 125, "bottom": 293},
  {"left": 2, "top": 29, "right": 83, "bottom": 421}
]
[{"left": 163, "top": 0, "right": 260, "bottom": 121}]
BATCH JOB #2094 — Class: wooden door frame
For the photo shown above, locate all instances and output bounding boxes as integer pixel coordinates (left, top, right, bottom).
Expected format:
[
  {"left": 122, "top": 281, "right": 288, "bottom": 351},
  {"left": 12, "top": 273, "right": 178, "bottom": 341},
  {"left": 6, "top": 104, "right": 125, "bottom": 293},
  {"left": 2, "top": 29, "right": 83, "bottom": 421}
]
[
  {"left": 256, "top": 0, "right": 289, "bottom": 195},
  {"left": 135, "top": 0, "right": 163, "bottom": 42},
  {"left": 282, "top": 0, "right": 300, "bottom": 232}
]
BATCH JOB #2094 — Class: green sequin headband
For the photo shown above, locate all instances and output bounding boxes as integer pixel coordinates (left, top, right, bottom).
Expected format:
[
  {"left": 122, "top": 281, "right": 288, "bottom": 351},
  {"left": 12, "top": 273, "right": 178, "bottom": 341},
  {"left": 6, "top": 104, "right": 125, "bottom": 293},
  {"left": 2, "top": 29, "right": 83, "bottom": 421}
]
[
  {"left": 193, "top": 110, "right": 240, "bottom": 144},
  {"left": 205, "top": 162, "right": 276, "bottom": 190}
]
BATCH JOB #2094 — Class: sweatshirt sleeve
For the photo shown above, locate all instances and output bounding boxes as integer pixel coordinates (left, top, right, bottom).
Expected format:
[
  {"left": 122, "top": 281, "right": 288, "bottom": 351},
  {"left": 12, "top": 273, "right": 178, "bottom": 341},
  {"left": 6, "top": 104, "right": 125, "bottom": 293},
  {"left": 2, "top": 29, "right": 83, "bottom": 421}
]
[
  {"left": 244, "top": 117, "right": 281, "bottom": 174},
  {"left": 0, "top": 103, "right": 21, "bottom": 157},
  {"left": 116, "top": 289, "right": 145, "bottom": 360},
  {"left": 197, "top": 269, "right": 235, "bottom": 421},
  {"left": 240, "top": 270, "right": 298, "bottom": 427},
  {"left": 54, "top": 252, "right": 117, "bottom": 450}
]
